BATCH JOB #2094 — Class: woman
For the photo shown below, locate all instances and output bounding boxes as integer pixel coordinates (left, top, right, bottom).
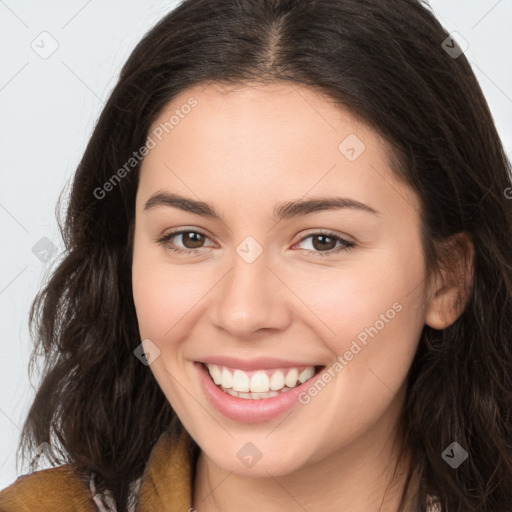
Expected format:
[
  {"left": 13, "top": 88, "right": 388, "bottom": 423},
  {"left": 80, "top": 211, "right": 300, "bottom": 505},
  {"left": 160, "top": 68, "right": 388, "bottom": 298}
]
[{"left": 1, "top": 0, "right": 511, "bottom": 510}]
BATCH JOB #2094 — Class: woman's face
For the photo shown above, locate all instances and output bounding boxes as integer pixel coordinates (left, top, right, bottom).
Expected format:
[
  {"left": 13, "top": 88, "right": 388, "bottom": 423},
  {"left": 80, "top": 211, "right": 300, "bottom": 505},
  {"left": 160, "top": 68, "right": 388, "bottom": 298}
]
[{"left": 132, "top": 81, "right": 435, "bottom": 477}]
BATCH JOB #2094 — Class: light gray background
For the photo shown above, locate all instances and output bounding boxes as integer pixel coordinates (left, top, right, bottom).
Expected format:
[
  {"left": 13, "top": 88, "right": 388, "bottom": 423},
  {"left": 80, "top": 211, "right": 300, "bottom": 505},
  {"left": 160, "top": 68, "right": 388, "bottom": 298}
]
[{"left": 1, "top": 0, "right": 511, "bottom": 489}]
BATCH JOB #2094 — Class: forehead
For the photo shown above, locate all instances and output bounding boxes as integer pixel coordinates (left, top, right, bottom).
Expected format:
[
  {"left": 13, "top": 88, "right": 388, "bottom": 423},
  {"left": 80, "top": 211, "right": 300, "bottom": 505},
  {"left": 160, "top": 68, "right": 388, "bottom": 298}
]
[
  {"left": 147, "top": 81, "right": 373, "bottom": 159},
  {"left": 138, "top": 81, "right": 419, "bottom": 220}
]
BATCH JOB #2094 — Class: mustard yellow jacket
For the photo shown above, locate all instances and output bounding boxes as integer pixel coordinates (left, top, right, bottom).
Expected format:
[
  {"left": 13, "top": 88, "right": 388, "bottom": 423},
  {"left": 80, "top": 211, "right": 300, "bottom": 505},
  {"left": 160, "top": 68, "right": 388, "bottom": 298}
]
[{"left": 0, "top": 421, "right": 196, "bottom": 511}]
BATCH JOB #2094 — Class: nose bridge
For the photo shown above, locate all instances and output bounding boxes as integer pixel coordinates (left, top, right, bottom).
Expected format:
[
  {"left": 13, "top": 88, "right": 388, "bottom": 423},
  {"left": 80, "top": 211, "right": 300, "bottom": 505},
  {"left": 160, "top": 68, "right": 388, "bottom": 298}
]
[{"left": 211, "top": 236, "right": 290, "bottom": 337}]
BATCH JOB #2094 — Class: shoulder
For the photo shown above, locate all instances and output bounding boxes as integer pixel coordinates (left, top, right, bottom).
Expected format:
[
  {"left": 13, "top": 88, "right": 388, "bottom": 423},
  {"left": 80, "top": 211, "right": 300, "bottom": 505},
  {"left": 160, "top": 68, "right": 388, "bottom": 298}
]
[{"left": 0, "top": 464, "right": 97, "bottom": 512}]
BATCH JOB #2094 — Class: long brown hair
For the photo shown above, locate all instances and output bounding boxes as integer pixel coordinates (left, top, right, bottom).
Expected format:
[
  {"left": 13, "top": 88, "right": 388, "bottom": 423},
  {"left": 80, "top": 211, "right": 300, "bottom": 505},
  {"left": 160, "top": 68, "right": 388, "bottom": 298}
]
[{"left": 16, "top": 0, "right": 512, "bottom": 510}]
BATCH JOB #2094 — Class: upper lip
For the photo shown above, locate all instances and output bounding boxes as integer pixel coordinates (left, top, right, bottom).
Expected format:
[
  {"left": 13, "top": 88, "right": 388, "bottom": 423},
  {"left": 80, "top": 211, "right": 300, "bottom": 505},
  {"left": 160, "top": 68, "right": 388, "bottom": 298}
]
[{"left": 197, "top": 356, "right": 323, "bottom": 371}]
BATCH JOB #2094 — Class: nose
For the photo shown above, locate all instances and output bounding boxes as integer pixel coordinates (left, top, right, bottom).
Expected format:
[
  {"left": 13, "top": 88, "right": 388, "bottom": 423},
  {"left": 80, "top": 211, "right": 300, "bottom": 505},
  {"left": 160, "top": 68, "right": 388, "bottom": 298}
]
[{"left": 210, "top": 245, "right": 292, "bottom": 339}]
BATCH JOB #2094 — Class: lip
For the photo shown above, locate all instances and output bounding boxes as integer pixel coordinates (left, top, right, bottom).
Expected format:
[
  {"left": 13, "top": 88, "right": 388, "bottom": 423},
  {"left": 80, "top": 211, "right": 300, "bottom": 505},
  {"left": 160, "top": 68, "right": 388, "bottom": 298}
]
[
  {"left": 195, "top": 361, "right": 324, "bottom": 424},
  {"left": 198, "top": 355, "right": 320, "bottom": 372}
]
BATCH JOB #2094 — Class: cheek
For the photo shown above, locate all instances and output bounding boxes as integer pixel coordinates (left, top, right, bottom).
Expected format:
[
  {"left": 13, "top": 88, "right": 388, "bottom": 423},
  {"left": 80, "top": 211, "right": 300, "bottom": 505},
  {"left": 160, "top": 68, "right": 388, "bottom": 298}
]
[
  {"left": 286, "top": 244, "right": 426, "bottom": 376},
  {"left": 286, "top": 267, "right": 417, "bottom": 345},
  {"left": 132, "top": 236, "right": 180, "bottom": 340},
  {"left": 132, "top": 263, "right": 191, "bottom": 340},
  {"left": 131, "top": 241, "right": 216, "bottom": 346}
]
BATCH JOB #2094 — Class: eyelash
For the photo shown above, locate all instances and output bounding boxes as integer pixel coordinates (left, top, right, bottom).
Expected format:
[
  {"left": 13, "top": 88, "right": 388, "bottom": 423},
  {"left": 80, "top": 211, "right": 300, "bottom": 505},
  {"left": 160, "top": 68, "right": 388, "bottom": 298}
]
[{"left": 156, "top": 229, "right": 356, "bottom": 257}]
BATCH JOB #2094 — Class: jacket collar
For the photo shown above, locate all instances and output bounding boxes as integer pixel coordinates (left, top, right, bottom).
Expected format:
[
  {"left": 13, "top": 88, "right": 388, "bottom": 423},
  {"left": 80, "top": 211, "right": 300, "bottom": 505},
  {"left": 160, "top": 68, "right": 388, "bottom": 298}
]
[{"left": 136, "top": 417, "right": 198, "bottom": 511}]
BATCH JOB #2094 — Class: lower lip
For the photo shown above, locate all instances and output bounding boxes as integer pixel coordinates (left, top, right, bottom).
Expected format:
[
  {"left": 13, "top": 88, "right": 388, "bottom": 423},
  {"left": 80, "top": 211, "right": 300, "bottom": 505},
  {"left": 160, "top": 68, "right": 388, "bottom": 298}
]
[{"left": 195, "top": 362, "right": 321, "bottom": 424}]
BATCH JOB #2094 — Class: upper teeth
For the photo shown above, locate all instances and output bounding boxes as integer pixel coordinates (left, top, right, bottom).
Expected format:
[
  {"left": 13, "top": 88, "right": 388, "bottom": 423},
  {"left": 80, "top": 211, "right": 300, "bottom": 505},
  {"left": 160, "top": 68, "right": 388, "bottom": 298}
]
[{"left": 205, "top": 364, "right": 316, "bottom": 393}]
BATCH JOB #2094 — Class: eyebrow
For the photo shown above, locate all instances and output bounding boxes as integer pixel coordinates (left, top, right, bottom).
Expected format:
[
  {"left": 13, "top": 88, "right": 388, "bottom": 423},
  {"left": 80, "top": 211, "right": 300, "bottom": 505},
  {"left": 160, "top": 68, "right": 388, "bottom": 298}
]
[{"left": 144, "top": 191, "right": 380, "bottom": 220}]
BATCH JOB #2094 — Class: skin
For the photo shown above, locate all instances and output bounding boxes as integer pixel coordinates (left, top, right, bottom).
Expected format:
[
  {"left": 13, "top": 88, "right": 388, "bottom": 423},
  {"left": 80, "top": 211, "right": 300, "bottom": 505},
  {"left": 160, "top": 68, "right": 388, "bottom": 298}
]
[{"left": 131, "top": 81, "right": 473, "bottom": 511}]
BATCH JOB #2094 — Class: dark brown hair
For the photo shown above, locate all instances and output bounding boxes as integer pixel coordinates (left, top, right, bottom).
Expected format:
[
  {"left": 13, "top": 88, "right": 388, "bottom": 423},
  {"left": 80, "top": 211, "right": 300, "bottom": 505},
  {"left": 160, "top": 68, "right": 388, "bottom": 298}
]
[{"left": 16, "top": 0, "right": 512, "bottom": 510}]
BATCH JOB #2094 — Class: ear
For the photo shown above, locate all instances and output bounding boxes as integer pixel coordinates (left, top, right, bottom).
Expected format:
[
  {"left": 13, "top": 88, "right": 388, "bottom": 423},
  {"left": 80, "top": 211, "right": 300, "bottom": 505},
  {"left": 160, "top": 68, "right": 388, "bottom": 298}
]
[{"left": 425, "top": 231, "right": 474, "bottom": 330}]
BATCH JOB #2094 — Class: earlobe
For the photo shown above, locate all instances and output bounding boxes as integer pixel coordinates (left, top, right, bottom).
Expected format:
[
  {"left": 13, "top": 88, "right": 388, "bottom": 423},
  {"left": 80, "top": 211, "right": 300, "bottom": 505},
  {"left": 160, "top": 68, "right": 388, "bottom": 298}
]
[
  {"left": 425, "top": 285, "right": 464, "bottom": 330},
  {"left": 424, "top": 232, "right": 475, "bottom": 330}
]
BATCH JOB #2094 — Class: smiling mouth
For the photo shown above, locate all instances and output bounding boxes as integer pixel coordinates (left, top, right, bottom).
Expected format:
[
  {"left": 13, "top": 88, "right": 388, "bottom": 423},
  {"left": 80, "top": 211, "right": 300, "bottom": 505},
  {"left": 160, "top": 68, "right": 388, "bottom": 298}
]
[{"left": 202, "top": 362, "right": 325, "bottom": 400}]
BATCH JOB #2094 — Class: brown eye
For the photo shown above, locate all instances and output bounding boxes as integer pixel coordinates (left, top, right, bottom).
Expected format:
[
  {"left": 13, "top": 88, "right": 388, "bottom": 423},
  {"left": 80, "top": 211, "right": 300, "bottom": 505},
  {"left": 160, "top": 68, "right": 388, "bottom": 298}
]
[
  {"left": 180, "top": 231, "right": 206, "bottom": 249},
  {"left": 311, "top": 234, "right": 338, "bottom": 251},
  {"left": 157, "top": 229, "right": 214, "bottom": 254},
  {"left": 295, "top": 232, "right": 356, "bottom": 257}
]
